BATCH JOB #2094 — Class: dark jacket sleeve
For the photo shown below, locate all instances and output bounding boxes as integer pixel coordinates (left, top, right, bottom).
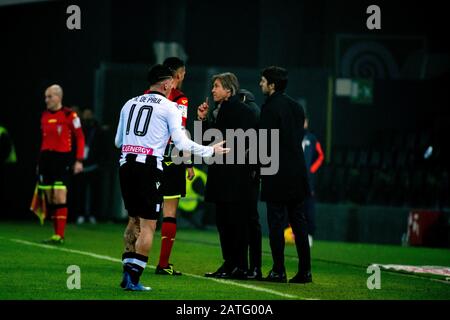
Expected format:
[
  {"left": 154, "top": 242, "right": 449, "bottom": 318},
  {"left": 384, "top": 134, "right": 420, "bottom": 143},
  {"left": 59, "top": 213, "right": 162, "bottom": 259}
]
[{"left": 259, "top": 103, "right": 279, "bottom": 171}]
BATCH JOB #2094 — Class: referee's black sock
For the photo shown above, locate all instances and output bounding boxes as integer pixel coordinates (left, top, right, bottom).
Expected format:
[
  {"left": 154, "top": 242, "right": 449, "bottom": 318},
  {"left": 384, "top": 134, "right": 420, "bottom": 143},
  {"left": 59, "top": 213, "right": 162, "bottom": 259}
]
[{"left": 123, "top": 253, "right": 148, "bottom": 285}]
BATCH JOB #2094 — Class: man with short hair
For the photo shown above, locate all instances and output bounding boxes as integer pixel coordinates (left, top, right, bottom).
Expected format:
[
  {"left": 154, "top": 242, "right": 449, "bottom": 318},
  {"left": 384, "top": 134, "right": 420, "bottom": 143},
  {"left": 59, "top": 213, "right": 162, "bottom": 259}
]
[
  {"left": 259, "top": 66, "right": 312, "bottom": 284},
  {"left": 198, "top": 73, "right": 259, "bottom": 280},
  {"left": 115, "top": 64, "right": 229, "bottom": 291},
  {"left": 38, "top": 84, "right": 85, "bottom": 244},
  {"left": 154, "top": 57, "right": 195, "bottom": 276}
]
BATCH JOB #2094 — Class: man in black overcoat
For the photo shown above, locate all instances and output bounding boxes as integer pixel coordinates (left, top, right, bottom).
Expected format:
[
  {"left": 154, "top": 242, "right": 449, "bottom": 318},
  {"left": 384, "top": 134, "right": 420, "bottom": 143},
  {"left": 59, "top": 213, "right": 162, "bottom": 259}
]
[
  {"left": 259, "top": 66, "right": 312, "bottom": 283},
  {"left": 197, "top": 73, "right": 259, "bottom": 279}
]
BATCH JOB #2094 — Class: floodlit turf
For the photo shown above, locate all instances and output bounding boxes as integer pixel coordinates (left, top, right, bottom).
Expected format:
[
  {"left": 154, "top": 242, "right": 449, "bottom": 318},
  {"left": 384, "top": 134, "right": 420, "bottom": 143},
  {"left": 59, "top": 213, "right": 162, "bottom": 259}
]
[{"left": 0, "top": 221, "right": 449, "bottom": 300}]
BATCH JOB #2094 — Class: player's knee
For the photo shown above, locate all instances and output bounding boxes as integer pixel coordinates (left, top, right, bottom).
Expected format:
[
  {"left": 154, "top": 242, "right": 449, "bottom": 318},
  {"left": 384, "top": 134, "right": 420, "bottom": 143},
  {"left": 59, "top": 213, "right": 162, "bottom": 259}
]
[
  {"left": 163, "top": 210, "right": 177, "bottom": 218},
  {"left": 140, "top": 219, "right": 157, "bottom": 234},
  {"left": 53, "top": 189, "right": 67, "bottom": 204},
  {"left": 163, "top": 200, "right": 178, "bottom": 217},
  {"left": 53, "top": 198, "right": 66, "bottom": 205}
]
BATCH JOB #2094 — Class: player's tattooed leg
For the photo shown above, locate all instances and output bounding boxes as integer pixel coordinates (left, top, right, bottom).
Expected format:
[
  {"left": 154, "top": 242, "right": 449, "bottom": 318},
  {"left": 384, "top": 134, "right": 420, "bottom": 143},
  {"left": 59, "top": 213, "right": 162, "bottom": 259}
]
[{"left": 124, "top": 217, "right": 140, "bottom": 252}]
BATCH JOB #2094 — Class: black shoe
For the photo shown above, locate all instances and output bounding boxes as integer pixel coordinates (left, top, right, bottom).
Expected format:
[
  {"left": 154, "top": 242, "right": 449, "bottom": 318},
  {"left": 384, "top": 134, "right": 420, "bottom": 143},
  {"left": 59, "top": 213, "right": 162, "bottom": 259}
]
[
  {"left": 265, "top": 269, "right": 287, "bottom": 283},
  {"left": 155, "top": 264, "right": 182, "bottom": 276},
  {"left": 205, "top": 270, "right": 231, "bottom": 278},
  {"left": 247, "top": 267, "right": 263, "bottom": 280},
  {"left": 205, "top": 265, "right": 228, "bottom": 278},
  {"left": 230, "top": 267, "right": 248, "bottom": 280},
  {"left": 289, "top": 271, "right": 312, "bottom": 284}
]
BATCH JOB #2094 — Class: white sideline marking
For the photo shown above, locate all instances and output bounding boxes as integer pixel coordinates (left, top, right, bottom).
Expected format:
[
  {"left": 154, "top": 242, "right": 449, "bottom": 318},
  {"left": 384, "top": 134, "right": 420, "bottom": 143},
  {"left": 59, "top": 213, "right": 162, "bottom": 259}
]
[{"left": 9, "top": 238, "right": 310, "bottom": 299}]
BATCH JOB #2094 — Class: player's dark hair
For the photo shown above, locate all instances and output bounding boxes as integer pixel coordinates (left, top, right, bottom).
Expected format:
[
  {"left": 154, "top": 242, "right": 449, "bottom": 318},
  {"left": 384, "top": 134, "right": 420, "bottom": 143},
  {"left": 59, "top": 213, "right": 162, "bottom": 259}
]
[
  {"left": 262, "top": 66, "right": 288, "bottom": 92},
  {"left": 147, "top": 64, "right": 173, "bottom": 86},
  {"left": 163, "top": 57, "right": 185, "bottom": 75}
]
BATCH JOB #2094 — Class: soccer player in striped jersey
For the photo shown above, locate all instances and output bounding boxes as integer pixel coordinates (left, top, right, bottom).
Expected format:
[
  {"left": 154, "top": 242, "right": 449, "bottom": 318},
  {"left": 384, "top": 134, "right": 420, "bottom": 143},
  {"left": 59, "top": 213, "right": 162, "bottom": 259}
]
[
  {"left": 38, "top": 84, "right": 85, "bottom": 244},
  {"left": 115, "top": 64, "right": 229, "bottom": 291}
]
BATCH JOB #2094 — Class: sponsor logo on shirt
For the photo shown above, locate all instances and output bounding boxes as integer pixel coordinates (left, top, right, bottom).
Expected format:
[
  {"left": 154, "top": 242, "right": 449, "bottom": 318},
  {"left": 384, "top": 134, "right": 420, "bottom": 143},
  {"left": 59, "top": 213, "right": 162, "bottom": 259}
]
[{"left": 122, "top": 144, "right": 154, "bottom": 155}]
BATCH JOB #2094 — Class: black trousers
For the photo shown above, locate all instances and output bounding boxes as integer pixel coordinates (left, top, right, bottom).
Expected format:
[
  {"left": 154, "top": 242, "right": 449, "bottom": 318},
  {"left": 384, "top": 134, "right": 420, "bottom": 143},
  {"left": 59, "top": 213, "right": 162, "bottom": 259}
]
[
  {"left": 303, "top": 194, "right": 316, "bottom": 236},
  {"left": 70, "top": 169, "right": 101, "bottom": 219},
  {"left": 215, "top": 202, "right": 250, "bottom": 271},
  {"left": 266, "top": 201, "right": 311, "bottom": 275},
  {"left": 248, "top": 200, "right": 262, "bottom": 270}
]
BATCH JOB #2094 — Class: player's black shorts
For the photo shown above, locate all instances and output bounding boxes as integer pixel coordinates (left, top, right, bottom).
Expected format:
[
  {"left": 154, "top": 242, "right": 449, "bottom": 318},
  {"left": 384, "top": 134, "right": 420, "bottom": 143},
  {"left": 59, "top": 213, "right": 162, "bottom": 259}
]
[
  {"left": 119, "top": 154, "right": 163, "bottom": 220},
  {"left": 162, "top": 157, "right": 186, "bottom": 199},
  {"left": 38, "top": 151, "right": 71, "bottom": 189}
]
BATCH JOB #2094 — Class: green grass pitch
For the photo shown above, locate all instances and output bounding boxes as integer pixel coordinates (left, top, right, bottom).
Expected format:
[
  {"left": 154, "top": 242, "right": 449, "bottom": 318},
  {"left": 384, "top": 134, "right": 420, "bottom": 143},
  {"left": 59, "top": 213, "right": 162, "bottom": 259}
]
[{"left": 0, "top": 221, "right": 449, "bottom": 300}]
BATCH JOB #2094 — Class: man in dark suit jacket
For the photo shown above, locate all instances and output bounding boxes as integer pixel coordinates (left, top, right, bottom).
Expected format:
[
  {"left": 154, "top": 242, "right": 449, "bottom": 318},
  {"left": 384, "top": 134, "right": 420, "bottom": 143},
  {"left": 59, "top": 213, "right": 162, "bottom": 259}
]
[
  {"left": 259, "top": 66, "right": 312, "bottom": 284},
  {"left": 197, "top": 73, "right": 259, "bottom": 279},
  {"left": 238, "top": 89, "right": 263, "bottom": 280}
]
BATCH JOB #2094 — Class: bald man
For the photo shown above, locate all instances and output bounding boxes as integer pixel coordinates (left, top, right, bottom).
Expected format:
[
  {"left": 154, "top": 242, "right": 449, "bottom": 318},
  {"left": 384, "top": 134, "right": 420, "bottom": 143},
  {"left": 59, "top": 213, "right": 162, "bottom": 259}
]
[{"left": 38, "top": 84, "right": 85, "bottom": 244}]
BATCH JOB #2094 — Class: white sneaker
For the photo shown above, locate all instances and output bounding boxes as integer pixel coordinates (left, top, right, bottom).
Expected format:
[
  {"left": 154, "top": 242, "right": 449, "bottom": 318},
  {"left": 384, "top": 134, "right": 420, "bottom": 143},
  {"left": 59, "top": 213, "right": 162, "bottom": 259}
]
[
  {"left": 308, "top": 235, "right": 313, "bottom": 248},
  {"left": 76, "top": 216, "right": 85, "bottom": 225}
]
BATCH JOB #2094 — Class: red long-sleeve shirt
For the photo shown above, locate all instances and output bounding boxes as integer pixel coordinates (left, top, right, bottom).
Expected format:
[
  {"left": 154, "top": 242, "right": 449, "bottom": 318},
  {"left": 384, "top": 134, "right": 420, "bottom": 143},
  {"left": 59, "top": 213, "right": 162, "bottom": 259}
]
[
  {"left": 144, "top": 88, "right": 188, "bottom": 127},
  {"left": 310, "top": 141, "right": 324, "bottom": 173},
  {"left": 168, "top": 88, "right": 188, "bottom": 128},
  {"left": 40, "top": 107, "right": 85, "bottom": 161}
]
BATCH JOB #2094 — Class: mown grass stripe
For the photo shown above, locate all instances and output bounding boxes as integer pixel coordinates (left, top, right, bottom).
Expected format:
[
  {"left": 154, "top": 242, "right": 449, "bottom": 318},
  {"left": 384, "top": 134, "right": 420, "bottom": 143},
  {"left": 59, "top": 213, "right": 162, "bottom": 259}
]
[{"left": 9, "top": 238, "right": 312, "bottom": 300}]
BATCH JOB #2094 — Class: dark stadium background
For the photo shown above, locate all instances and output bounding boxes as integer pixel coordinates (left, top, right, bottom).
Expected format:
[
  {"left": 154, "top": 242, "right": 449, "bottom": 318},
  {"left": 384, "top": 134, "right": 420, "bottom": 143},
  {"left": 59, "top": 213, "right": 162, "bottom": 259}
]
[{"left": 0, "top": 0, "right": 449, "bottom": 247}]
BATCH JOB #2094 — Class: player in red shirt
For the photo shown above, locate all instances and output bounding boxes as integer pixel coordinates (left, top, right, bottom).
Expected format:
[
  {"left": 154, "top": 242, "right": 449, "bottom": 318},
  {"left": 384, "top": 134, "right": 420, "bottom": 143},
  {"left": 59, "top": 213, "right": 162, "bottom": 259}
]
[
  {"left": 38, "top": 84, "right": 85, "bottom": 244},
  {"left": 127, "top": 58, "right": 193, "bottom": 275},
  {"left": 153, "top": 57, "right": 195, "bottom": 276},
  {"left": 137, "top": 58, "right": 194, "bottom": 275}
]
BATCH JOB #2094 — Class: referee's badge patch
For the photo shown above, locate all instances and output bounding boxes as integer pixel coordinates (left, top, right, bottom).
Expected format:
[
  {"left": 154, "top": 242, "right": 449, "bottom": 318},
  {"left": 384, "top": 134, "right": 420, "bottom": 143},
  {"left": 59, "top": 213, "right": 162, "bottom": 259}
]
[
  {"left": 155, "top": 181, "right": 161, "bottom": 190},
  {"left": 72, "top": 116, "right": 81, "bottom": 129}
]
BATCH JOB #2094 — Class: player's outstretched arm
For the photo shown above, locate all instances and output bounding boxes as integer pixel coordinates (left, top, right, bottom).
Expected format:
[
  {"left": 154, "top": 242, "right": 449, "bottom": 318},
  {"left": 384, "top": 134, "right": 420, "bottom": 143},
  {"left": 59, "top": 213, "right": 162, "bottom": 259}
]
[
  {"left": 211, "top": 140, "right": 230, "bottom": 155},
  {"left": 168, "top": 107, "right": 229, "bottom": 157}
]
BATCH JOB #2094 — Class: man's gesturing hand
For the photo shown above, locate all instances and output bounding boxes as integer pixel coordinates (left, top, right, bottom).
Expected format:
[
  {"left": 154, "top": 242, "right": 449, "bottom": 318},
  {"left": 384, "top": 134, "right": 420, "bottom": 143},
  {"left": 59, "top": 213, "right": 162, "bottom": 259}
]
[
  {"left": 197, "top": 97, "right": 209, "bottom": 120},
  {"left": 212, "top": 140, "right": 230, "bottom": 155}
]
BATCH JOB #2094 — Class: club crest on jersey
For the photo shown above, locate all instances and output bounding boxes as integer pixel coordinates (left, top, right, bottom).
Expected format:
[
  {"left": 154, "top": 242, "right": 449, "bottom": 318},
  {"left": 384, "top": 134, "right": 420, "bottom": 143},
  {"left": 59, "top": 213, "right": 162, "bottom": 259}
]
[{"left": 57, "top": 125, "right": 62, "bottom": 135}]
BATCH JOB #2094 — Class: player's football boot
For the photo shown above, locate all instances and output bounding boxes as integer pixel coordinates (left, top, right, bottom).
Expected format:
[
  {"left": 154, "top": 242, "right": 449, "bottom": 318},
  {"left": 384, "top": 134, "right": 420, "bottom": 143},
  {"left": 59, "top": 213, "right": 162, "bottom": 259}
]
[
  {"left": 120, "top": 271, "right": 130, "bottom": 288},
  {"left": 155, "top": 264, "right": 182, "bottom": 276},
  {"left": 124, "top": 281, "right": 152, "bottom": 291},
  {"left": 121, "top": 270, "right": 151, "bottom": 291},
  {"left": 42, "top": 234, "right": 64, "bottom": 245}
]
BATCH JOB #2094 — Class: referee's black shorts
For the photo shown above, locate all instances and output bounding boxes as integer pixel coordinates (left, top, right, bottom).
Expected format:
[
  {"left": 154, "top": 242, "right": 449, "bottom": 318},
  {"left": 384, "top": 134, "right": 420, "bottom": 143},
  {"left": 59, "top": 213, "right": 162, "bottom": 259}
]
[
  {"left": 119, "top": 154, "right": 163, "bottom": 220},
  {"left": 161, "top": 156, "right": 186, "bottom": 199},
  {"left": 38, "top": 150, "right": 71, "bottom": 190}
]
